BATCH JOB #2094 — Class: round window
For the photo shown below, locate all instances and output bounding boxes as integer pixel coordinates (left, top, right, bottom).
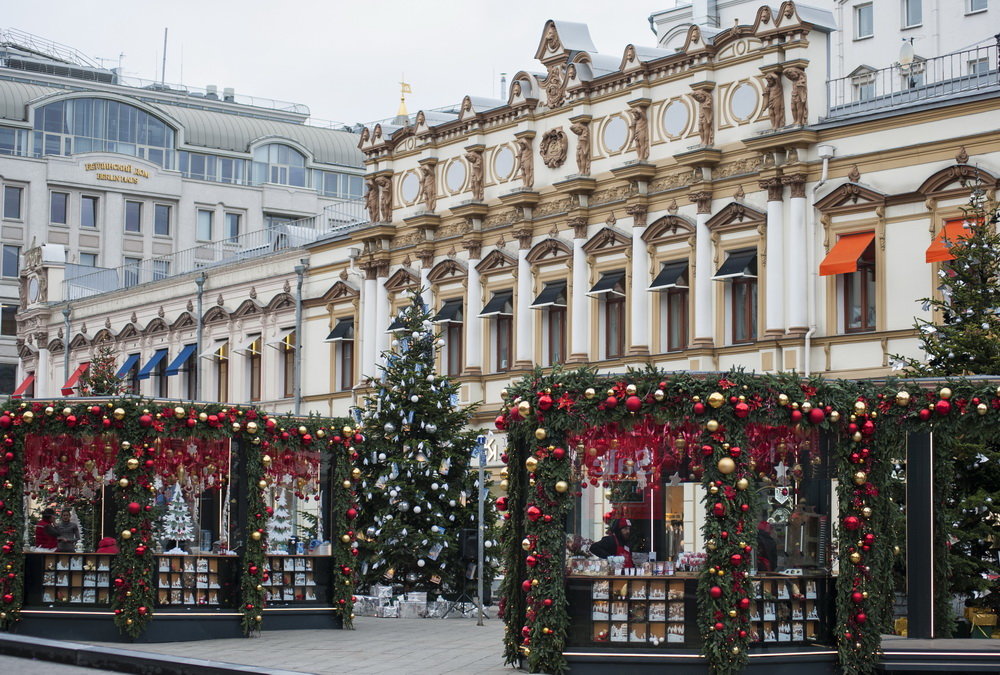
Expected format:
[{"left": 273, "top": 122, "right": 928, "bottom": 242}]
[
  {"left": 730, "top": 82, "right": 759, "bottom": 122},
  {"left": 602, "top": 115, "right": 628, "bottom": 153},
  {"left": 494, "top": 146, "right": 515, "bottom": 180},
  {"left": 662, "top": 100, "right": 689, "bottom": 137},
  {"left": 446, "top": 159, "right": 467, "bottom": 193},
  {"left": 401, "top": 171, "right": 420, "bottom": 204}
]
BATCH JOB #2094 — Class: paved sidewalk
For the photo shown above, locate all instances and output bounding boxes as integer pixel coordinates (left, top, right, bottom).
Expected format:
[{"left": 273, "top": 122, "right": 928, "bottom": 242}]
[{"left": 78, "top": 617, "right": 513, "bottom": 675}]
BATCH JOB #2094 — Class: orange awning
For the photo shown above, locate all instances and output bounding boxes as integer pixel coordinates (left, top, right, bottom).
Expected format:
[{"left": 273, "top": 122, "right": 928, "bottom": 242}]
[
  {"left": 926, "top": 219, "right": 972, "bottom": 263},
  {"left": 819, "top": 232, "right": 876, "bottom": 276},
  {"left": 11, "top": 374, "right": 35, "bottom": 399},
  {"left": 61, "top": 362, "right": 90, "bottom": 396}
]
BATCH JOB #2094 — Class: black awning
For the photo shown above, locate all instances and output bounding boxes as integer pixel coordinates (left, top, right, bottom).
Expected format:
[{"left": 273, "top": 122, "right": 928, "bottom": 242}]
[
  {"left": 433, "top": 299, "right": 464, "bottom": 323},
  {"left": 588, "top": 270, "right": 625, "bottom": 296},
  {"left": 531, "top": 280, "right": 567, "bottom": 308},
  {"left": 649, "top": 260, "right": 689, "bottom": 291},
  {"left": 713, "top": 249, "right": 758, "bottom": 280},
  {"left": 479, "top": 291, "right": 513, "bottom": 317},
  {"left": 386, "top": 317, "right": 406, "bottom": 333},
  {"left": 325, "top": 318, "right": 354, "bottom": 341}
]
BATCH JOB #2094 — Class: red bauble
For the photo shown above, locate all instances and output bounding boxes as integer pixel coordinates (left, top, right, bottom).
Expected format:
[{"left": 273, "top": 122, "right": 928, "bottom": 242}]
[
  {"left": 863, "top": 533, "right": 876, "bottom": 545},
  {"left": 720, "top": 531, "right": 729, "bottom": 539},
  {"left": 808, "top": 408, "right": 825, "bottom": 424},
  {"left": 494, "top": 416, "right": 506, "bottom": 431},
  {"left": 709, "top": 586, "right": 723, "bottom": 599},
  {"left": 855, "top": 612, "right": 867, "bottom": 624},
  {"left": 552, "top": 447, "right": 566, "bottom": 460},
  {"left": 526, "top": 555, "right": 538, "bottom": 568},
  {"left": 138, "top": 414, "right": 153, "bottom": 427},
  {"left": 3, "top": 452, "right": 12, "bottom": 462},
  {"left": 354, "top": 433, "right": 364, "bottom": 443},
  {"left": 790, "top": 410, "right": 803, "bottom": 423},
  {"left": 90, "top": 405, "right": 102, "bottom": 415},
  {"left": 734, "top": 402, "right": 750, "bottom": 419},
  {"left": 137, "top": 606, "right": 148, "bottom": 615},
  {"left": 605, "top": 396, "right": 619, "bottom": 409},
  {"left": 2, "top": 593, "right": 12, "bottom": 603},
  {"left": 127, "top": 502, "right": 141, "bottom": 515},
  {"left": 729, "top": 446, "right": 742, "bottom": 458},
  {"left": 113, "top": 577, "right": 125, "bottom": 588},
  {"left": 851, "top": 592, "right": 865, "bottom": 604},
  {"left": 249, "top": 565, "right": 258, "bottom": 575},
  {"left": 918, "top": 408, "right": 932, "bottom": 421},
  {"left": 301, "top": 434, "right": 312, "bottom": 444},
  {"left": 0, "top": 416, "right": 10, "bottom": 428},
  {"left": 693, "top": 402, "right": 706, "bottom": 415},
  {"left": 740, "top": 504, "right": 750, "bottom": 512},
  {"left": 737, "top": 597, "right": 750, "bottom": 610},
  {"left": 730, "top": 554, "right": 743, "bottom": 567},
  {"left": 712, "top": 502, "right": 726, "bottom": 517},
  {"left": 739, "top": 630, "right": 747, "bottom": 638},
  {"left": 701, "top": 444, "right": 714, "bottom": 457},
  {"left": 934, "top": 400, "right": 951, "bottom": 416},
  {"left": 346, "top": 508, "right": 358, "bottom": 520},
  {"left": 714, "top": 622, "right": 725, "bottom": 631},
  {"left": 522, "top": 580, "right": 532, "bottom": 593},
  {"left": 542, "top": 598, "right": 553, "bottom": 607},
  {"left": 843, "top": 516, "right": 861, "bottom": 531},
  {"left": 521, "top": 626, "right": 532, "bottom": 638},
  {"left": 135, "top": 545, "right": 147, "bottom": 555},
  {"left": 527, "top": 506, "right": 542, "bottom": 522},
  {"left": 538, "top": 394, "right": 553, "bottom": 411},
  {"left": 509, "top": 406, "right": 523, "bottom": 421},
  {"left": 625, "top": 395, "right": 642, "bottom": 413},
  {"left": 543, "top": 514, "right": 552, "bottom": 523},
  {"left": 496, "top": 497, "right": 508, "bottom": 512}
]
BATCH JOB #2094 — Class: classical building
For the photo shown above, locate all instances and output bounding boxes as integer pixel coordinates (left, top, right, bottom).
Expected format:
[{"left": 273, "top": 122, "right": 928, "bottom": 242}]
[{"left": 1, "top": 28, "right": 365, "bottom": 399}]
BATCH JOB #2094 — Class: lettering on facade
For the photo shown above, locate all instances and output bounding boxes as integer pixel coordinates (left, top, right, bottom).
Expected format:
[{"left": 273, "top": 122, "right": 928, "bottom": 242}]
[{"left": 84, "top": 162, "right": 150, "bottom": 184}]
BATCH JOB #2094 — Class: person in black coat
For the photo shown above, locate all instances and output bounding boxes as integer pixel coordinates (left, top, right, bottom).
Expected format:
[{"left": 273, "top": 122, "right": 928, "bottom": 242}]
[{"left": 590, "top": 517, "right": 634, "bottom": 567}]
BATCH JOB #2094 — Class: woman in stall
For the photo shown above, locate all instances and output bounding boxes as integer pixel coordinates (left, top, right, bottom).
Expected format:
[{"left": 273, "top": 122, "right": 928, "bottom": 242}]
[{"left": 590, "top": 517, "right": 634, "bottom": 568}]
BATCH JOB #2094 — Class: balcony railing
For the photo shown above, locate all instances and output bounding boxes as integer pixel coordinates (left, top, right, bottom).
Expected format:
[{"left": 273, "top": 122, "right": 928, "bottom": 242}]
[
  {"left": 63, "top": 200, "right": 367, "bottom": 301},
  {"left": 826, "top": 41, "right": 999, "bottom": 119}
]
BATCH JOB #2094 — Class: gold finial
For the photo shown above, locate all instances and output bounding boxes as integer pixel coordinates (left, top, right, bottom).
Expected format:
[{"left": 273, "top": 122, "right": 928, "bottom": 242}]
[{"left": 398, "top": 78, "right": 412, "bottom": 117}]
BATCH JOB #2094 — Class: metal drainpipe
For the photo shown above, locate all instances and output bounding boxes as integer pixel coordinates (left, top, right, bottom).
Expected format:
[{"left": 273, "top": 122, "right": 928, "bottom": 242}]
[
  {"left": 804, "top": 153, "right": 832, "bottom": 376},
  {"left": 62, "top": 306, "right": 71, "bottom": 392},
  {"left": 293, "top": 261, "right": 308, "bottom": 415},
  {"left": 195, "top": 273, "right": 207, "bottom": 401}
]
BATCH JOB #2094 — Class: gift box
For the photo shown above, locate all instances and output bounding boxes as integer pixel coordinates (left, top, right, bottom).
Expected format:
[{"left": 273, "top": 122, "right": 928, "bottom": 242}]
[
  {"left": 894, "top": 617, "right": 908, "bottom": 637},
  {"left": 965, "top": 607, "right": 997, "bottom": 626}
]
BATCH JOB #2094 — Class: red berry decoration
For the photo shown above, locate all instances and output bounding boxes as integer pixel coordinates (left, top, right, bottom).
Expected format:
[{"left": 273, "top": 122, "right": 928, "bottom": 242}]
[
  {"left": 734, "top": 402, "right": 750, "bottom": 418},
  {"left": 934, "top": 400, "right": 951, "bottom": 416},
  {"left": 625, "top": 395, "right": 642, "bottom": 413},
  {"left": 709, "top": 586, "right": 723, "bottom": 599},
  {"left": 537, "top": 394, "right": 553, "bottom": 411},
  {"left": 843, "top": 516, "right": 861, "bottom": 531},
  {"left": 808, "top": 408, "right": 825, "bottom": 424}
]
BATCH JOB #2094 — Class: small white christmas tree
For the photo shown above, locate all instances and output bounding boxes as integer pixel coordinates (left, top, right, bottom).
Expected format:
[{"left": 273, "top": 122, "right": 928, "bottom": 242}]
[
  {"left": 267, "top": 489, "right": 293, "bottom": 553},
  {"left": 161, "top": 482, "right": 195, "bottom": 554}
]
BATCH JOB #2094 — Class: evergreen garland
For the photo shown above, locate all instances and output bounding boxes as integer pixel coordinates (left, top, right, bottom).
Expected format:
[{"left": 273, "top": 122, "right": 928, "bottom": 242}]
[
  {"left": 0, "top": 408, "right": 25, "bottom": 630},
  {"left": 241, "top": 427, "right": 267, "bottom": 636},
  {"left": 329, "top": 418, "right": 362, "bottom": 628}
]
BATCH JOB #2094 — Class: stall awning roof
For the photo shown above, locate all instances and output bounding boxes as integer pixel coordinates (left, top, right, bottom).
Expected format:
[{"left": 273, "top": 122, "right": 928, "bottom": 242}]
[
  {"left": 649, "top": 261, "right": 689, "bottom": 291},
  {"left": 531, "top": 281, "right": 567, "bottom": 308},
  {"left": 11, "top": 374, "right": 34, "bottom": 399},
  {"left": 713, "top": 250, "right": 758, "bottom": 280},
  {"left": 137, "top": 349, "right": 168, "bottom": 380},
  {"left": 433, "top": 299, "right": 464, "bottom": 323},
  {"left": 325, "top": 318, "right": 354, "bottom": 342},
  {"left": 479, "top": 291, "right": 513, "bottom": 317},
  {"left": 165, "top": 344, "right": 197, "bottom": 376},
  {"left": 61, "top": 362, "right": 90, "bottom": 396},
  {"left": 588, "top": 271, "right": 625, "bottom": 296},
  {"left": 819, "top": 232, "right": 875, "bottom": 276},
  {"left": 115, "top": 353, "right": 141, "bottom": 378},
  {"left": 926, "top": 220, "right": 972, "bottom": 263}
]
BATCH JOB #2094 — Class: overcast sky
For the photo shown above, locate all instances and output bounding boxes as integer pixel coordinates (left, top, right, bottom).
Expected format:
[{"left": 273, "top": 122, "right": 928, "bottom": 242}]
[{"left": 4, "top": 1, "right": 673, "bottom": 126}]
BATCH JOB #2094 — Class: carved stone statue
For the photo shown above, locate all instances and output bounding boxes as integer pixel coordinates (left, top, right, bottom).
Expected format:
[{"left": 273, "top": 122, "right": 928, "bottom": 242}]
[
  {"left": 691, "top": 89, "right": 715, "bottom": 146},
  {"left": 364, "top": 176, "right": 379, "bottom": 222},
  {"left": 628, "top": 106, "right": 650, "bottom": 162},
  {"left": 375, "top": 175, "right": 393, "bottom": 222},
  {"left": 416, "top": 164, "right": 437, "bottom": 212},
  {"left": 539, "top": 128, "right": 568, "bottom": 169},
  {"left": 511, "top": 80, "right": 522, "bottom": 98},
  {"left": 764, "top": 72, "right": 785, "bottom": 129},
  {"left": 784, "top": 67, "right": 808, "bottom": 126},
  {"left": 570, "top": 120, "right": 591, "bottom": 175},
  {"left": 545, "top": 64, "right": 566, "bottom": 108},
  {"left": 515, "top": 136, "right": 534, "bottom": 188},
  {"left": 464, "top": 150, "right": 485, "bottom": 201}
]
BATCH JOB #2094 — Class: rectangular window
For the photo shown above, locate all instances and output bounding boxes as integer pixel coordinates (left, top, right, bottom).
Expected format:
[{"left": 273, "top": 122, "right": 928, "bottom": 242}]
[
  {"left": 216, "top": 343, "right": 229, "bottom": 401},
  {"left": 2, "top": 245, "right": 19, "bottom": 278},
  {"left": 152, "top": 259, "right": 170, "bottom": 280},
  {"left": 125, "top": 200, "right": 142, "bottom": 233},
  {"left": 154, "top": 204, "right": 171, "bottom": 236},
  {"left": 225, "top": 212, "right": 241, "bottom": 239},
  {"left": 548, "top": 307, "right": 566, "bottom": 366},
  {"left": 605, "top": 295, "right": 626, "bottom": 359},
  {"left": 496, "top": 316, "right": 513, "bottom": 372},
  {"left": 248, "top": 336, "right": 261, "bottom": 401},
  {"left": 969, "top": 58, "right": 990, "bottom": 76},
  {"left": 126, "top": 355, "right": 141, "bottom": 395},
  {"left": 81, "top": 195, "right": 98, "bottom": 228},
  {"left": 447, "top": 322, "right": 463, "bottom": 377},
  {"left": 339, "top": 339, "right": 354, "bottom": 391},
  {"left": 197, "top": 209, "right": 213, "bottom": 241},
  {"left": 123, "top": 256, "right": 140, "bottom": 288},
  {"left": 666, "top": 288, "right": 689, "bottom": 352},
  {"left": 1, "top": 305, "right": 16, "bottom": 336},
  {"left": 855, "top": 80, "right": 875, "bottom": 101},
  {"left": 732, "top": 277, "right": 758, "bottom": 344},
  {"left": 968, "top": 0, "right": 987, "bottom": 12},
  {"left": 845, "top": 244, "right": 877, "bottom": 333},
  {"left": 0, "top": 364, "right": 16, "bottom": 395},
  {"left": 282, "top": 331, "right": 295, "bottom": 398},
  {"left": 50, "top": 192, "right": 68, "bottom": 224},
  {"left": 79, "top": 252, "right": 98, "bottom": 267},
  {"left": 902, "top": 0, "right": 922, "bottom": 27},
  {"left": 855, "top": 3, "right": 874, "bottom": 38},
  {"left": 154, "top": 349, "right": 168, "bottom": 398},
  {"left": 3, "top": 186, "right": 22, "bottom": 220}
]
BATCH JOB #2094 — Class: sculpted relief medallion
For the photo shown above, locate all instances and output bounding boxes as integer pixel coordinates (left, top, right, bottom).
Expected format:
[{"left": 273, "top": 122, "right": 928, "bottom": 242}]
[{"left": 539, "top": 128, "right": 568, "bottom": 169}]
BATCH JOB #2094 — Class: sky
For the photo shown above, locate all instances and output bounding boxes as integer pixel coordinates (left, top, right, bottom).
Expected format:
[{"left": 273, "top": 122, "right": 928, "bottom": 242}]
[{"left": 3, "top": 0, "right": 670, "bottom": 126}]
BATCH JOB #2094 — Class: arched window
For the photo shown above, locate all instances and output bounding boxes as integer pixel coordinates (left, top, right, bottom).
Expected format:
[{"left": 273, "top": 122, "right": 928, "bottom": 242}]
[
  {"left": 32, "top": 98, "right": 175, "bottom": 167},
  {"left": 252, "top": 143, "right": 307, "bottom": 187}
]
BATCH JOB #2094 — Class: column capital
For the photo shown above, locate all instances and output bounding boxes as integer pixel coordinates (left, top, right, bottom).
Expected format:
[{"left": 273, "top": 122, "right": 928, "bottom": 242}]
[
  {"left": 416, "top": 247, "right": 436, "bottom": 269},
  {"left": 462, "top": 238, "right": 483, "bottom": 260},
  {"left": 759, "top": 177, "right": 784, "bottom": 202},
  {"left": 782, "top": 173, "right": 807, "bottom": 199},
  {"left": 689, "top": 190, "right": 713, "bottom": 214},
  {"left": 512, "top": 227, "right": 534, "bottom": 250},
  {"left": 569, "top": 217, "right": 589, "bottom": 240},
  {"left": 625, "top": 203, "right": 648, "bottom": 228}
]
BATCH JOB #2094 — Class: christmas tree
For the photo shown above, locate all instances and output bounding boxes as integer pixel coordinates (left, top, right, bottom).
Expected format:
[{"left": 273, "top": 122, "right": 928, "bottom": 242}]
[
  {"left": 358, "top": 292, "right": 481, "bottom": 594},
  {"left": 893, "top": 191, "right": 1000, "bottom": 624},
  {"left": 79, "top": 345, "right": 127, "bottom": 395},
  {"left": 161, "top": 482, "right": 195, "bottom": 554},
  {"left": 267, "top": 489, "right": 293, "bottom": 553}
]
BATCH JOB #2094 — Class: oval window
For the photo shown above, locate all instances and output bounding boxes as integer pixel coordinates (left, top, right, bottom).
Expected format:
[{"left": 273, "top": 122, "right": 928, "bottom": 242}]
[
  {"left": 446, "top": 159, "right": 467, "bottom": 193},
  {"left": 603, "top": 115, "right": 628, "bottom": 153},
  {"left": 494, "top": 146, "right": 515, "bottom": 180},
  {"left": 730, "top": 82, "right": 758, "bottom": 122},
  {"left": 401, "top": 171, "right": 420, "bottom": 204},
  {"left": 662, "top": 100, "right": 689, "bottom": 137}
]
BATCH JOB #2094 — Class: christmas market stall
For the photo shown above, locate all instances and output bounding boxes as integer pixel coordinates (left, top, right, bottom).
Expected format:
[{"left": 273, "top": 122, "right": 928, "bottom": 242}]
[
  {"left": 496, "top": 368, "right": 1000, "bottom": 675},
  {"left": 0, "top": 399, "right": 361, "bottom": 641}
]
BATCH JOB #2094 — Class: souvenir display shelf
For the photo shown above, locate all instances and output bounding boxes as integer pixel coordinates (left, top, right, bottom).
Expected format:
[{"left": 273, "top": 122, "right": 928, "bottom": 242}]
[
  {"left": 34, "top": 553, "right": 115, "bottom": 605},
  {"left": 155, "top": 554, "right": 237, "bottom": 607},
  {"left": 566, "top": 573, "right": 834, "bottom": 649},
  {"left": 264, "top": 555, "right": 332, "bottom": 605}
]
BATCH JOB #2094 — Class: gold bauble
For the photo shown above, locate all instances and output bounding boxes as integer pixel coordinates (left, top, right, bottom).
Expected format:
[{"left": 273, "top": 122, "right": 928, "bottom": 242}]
[
  {"left": 801, "top": 401, "right": 813, "bottom": 413},
  {"left": 121, "top": 530, "right": 132, "bottom": 540},
  {"left": 625, "top": 384, "right": 637, "bottom": 396},
  {"left": 893, "top": 546, "right": 901, "bottom": 556},
  {"left": 231, "top": 422, "right": 241, "bottom": 432},
  {"left": 518, "top": 401, "right": 532, "bottom": 416},
  {"left": 674, "top": 438, "right": 687, "bottom": 450},
  {"left": 728, "top": 609, "right": 737, "bottom": 618},
  {"left": 251, "top": 531, "right": 261, "bottom": 541},
  {"left": 849, "top": 552, "right": 862, "bottom": 564},
  {"left": 121, "top": 441, "right": 131, "bottom": 450},
  {"left": 262, "top": 455, "right": 272, "bottom": 466},
  {"left": 853, "top": 471, "right": 867, "bottom": 485},
  {"left": 653, "top": 389, "right": 665, "bottom": 402},
  {"left": 44, "top": 406, "right": 54, "bottom": 416},
  {"left": 854, "top": 401, "right": 867, "bottom": 413},
  {"left": 341, "top": 534, "right": 351, "bottom": 543},
  {"left": 500, "top": 388, "right": 509, "bottom": 400},
  {"left": 535, "top": 428, "right": 547, "bottom": 440},
  {"left": 731, "top": 647, "right": 740, "bottom": 655},
  {"left": 198, "top": 412, "right": 208, "bottom": 422},
  {"left": 584, "top": 388, "right": 596, "bottom": 400},
  {"left": 531, "top": 579, "right": 539, "bottom": 587},
  {"left": 255, "top": 615, "right": 262, "bottom": 622},
  {"left": 852, "top": 431, "right": 863, "bottom": 442},
  {"left": 342, "top": 425, "right": 354, "bottom": 435},
  {"left": 717, "top": 569, "right": 725, "bottom": 577},
  {"left": 113, "top": 408, "right": 125, "bottom": 420},
  {"left": 298, "top": 425, "right": 308, "bottom": 435},
  {"left": 939, "top": 387, "right": 952, "bottom": 400},
  {"left": 351, "top": 468, "right": 362, "bottom": 480},
  {"left": 607, "top": 389, "right": 616, "bottom": 397},
  {"left": 777, "top": 394, "right": 790, "bottom": 406},
  {"left": 316, "top": 428, "right": 325, "bottom": 438},
  {"left": 126, "top": 618, "right": 133, "bottom": 626},
  {"left": 171, "top": 406, "right": 185, "bottom": 419},
  {"left": 256, "top": 585, "right": 264, "bottom": 592},
  {"left": 977, "top": 403, "right": 988, "bottom": 415},
  {"left": 342, "top": 480, "right": 352, "bottom": 489},
  {"left": 830, "top": 410, "right": 841, "bottom": 423},
  {"left": 861, "top": 507, "right": 873, "bottom": 518},
  {"left": 21, "top": 411, "right": 33, "bottom": 423},
  {"left": 736, "top": 478, "right": 750, "bottom": 491},
  {"left": 118, "top": 478, "right": 129, "bottom": 488},
  {"left": 555, "top": 481, "right": 569, "bottom": 493},
  {"left": 500, "top": 468, "right": 509, "bottom": 479},
  {"left": 61, "top": 406, "right": 72, "bottom": 416},
  {"left": 717, "top": 457, "right": 737, "bottom": 475},
  {"left": 499, "top": 479, "right": 510, "bottom": 491},
  {"left": 525, "top": 457, "right": 539, "bottom": 472},
  {"left": 709, "top": 486, "right": 719, "bottom": 494},
  {"left": 126, "top": 458, "right": 139, "bottom": 470},
  {"left": 707, "top": 392, "right": 725, "bottom": 408},
  {"left": 258, "top": 479, "right": 268, "bottom": 489},
  {"left": 895, "top": 391, "right": 911, "bottom": 407},
  {"left": 706, "top": 420, "right": 720, "bottom": 432},
  {"left": 522, "top": 538, "right": 532, "bottom": 551}
]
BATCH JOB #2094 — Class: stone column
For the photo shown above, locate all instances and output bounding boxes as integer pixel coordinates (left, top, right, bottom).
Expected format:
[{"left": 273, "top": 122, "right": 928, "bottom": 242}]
[
  {"left": 463, "top": 241, "right": 483, "bottom": 376},
  {"left": 361, "top": 267, "right": 377, "bottom": 382},
  {"left": 375, "top": 261, "right": 390, "bottom": 367},
  {"left": 570, "top": 219, "right": 590, "bottom": 362},
  {"left": 417, "top": 248, "right": 434, "bottom": 307},
  {"left": 626, "top": 204, "right": 650, "bottom": 356},
  {"left": 691, "top": 191, "right": 714, "bottom": 347},
  {"left": 761, "top": 177, "right": 785, "bottom": 337},
  {"left": 34, "top": 333, "right": 50, "bottom": 397},
  {"left": 783, "top": 174, "right": 808, "bottom": 334},
  {"left": 513, "top": 228, "right": 534, "bottom": 370}
]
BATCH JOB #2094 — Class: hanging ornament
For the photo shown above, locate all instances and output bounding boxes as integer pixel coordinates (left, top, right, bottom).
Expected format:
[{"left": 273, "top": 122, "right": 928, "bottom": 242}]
[
  {"left": 717, "top": 458, "right": 736, "bottom": 475},
  {"left": 625, "top": 396, "right": 642, "bottom": 413}
]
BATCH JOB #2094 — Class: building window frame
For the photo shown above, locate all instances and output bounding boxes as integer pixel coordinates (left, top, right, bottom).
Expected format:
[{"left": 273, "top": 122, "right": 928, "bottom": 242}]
[
  {"left": 665, "top": 287, "right": 689, "bottom": 352},
  {"left": 126, "top": 354, "right": 141, "bottom": 395},
  {"left": 604, "top": 294, "right": 626, "bottom": 359},
  {"left": 79, "top": 252, "right": 98, "bottom": 267},
  {"left": 215, "top": 343, "right": 229, "bottom": 402},
  {"left": 224, "top": 212, "right": 241, "bottom": 240},
  {"left": 967, "top": 0, "right": 987, "bottom": 13},
  {"left": 154, "top": 203, "right": 171, "bottom": 236},
  {"left": 123, "top": 256, "right": 141, "bottom": 287},
  {"left": 50, "top": 191, "right": 68, "bottom": 225},
  {"left": 124, "top": 200, "right": 142, "bottom": 233},
  {"left": 855, "top": 2, "right": 874, "bottom": 39},
  {"left": 2, "top": 245, "right": 20, "bottom": 278},
  {"left": 730, "top": 276, "right": 758, "bottom": 344},
  {"left": 843, "top": 242, "right": 878, "bottom": 334},
  {"left": 901, "top": 0, "right": 922, "bottom": 28},
  {"left": 247, "top": 336, "right": 262, "bottom": 402},
  {"left": 1, "top": 304, "right": 17, "bottom": 336},
  {"left": 281, "top": 330, "right": 295, "bottom": 399},
  {"left": 80, "top": 194, "right": 99, "bottom": 228},
  {"left": 547, "top": 306, "right": 566, "bottom": 366},
  {"left": 3, "top": 185, "right": 23, "bottom": 220},
  {"left": 197, "top": 209, "right": 214, "bottom": 241},
  {"left": 153, "top": 349, "right": 168, "bottom": 398}
]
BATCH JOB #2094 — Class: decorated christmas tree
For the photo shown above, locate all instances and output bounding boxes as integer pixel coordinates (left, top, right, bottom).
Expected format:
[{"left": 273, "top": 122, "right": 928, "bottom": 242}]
[
  {"left": 358, "top": 292, "right": 481, "bottom": 593},
  {"left": 267, "top": 488, "right": 294, "bottom": 553},
  {"left": 161, "top": 482, "right": 195, "bottom": 554},
  {"left": 79, "top": 345, "right": 127, "bottom": 395}
]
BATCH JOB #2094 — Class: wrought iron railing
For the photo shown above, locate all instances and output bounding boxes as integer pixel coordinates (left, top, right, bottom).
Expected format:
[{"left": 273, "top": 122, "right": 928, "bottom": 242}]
[{"left": 826, "top": 41, "right": 999, "bottom": 119}]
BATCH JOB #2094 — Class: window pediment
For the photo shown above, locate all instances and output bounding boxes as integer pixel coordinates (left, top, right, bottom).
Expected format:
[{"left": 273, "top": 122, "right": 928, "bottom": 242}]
[
  {"left": 705, "top": 202, "right": 766, "bottom": 231},
  {"left": 643, "top": 215, "right": 695, "bottom": 243},
  {"left": 266, "top": 292, "right": 294, "bottom": 311},
  {"left": 582, "top": 227, "right": 631, "bottom": 255},
  {"left": 202, "top": 307, "right": 229, "bottom": 325},
  {"left": 385, "top": 268, "right": 419, "bottom": 292},
  {"left": 526, "top": 238, "right": 571, "bottom": 264},
  {"left": 68, "top": 333, "right": 90, "bottom": 350},
  {"left": 233, "top": 299, "right": 264, "bottom": 318},
  {"left": 144, "top": 317, "right": 169, "bottom": 334},
  {"left": 917, "top": 165, "right": 996, "bottom": 198},
  {"left": 427, "top": 259, "right": 467, "bottom": 283},
  {"left": 814, "top": 183, "right": 887, "bottom": 212},
  {"left": 171, "top": 312, "right": 195, "bottom": 330},
  {"left": 475, "top": 249, "right": 516, "bottom": 275}
]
